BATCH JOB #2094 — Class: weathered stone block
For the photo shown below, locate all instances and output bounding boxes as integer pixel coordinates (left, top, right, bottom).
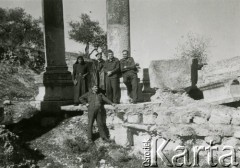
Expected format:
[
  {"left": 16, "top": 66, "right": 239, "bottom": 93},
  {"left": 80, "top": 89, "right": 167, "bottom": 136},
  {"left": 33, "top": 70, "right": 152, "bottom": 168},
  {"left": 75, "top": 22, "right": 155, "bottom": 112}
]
[
  {"left": 204, "top": 135, "right": 221, "bottom": 145},
  {"left": 231, "top": 110, "right": 240, "bottom": 125},
  {"left": 123, "top": 123, "right": 150, "bottom": 131},
  {"left": 233, "top": 126, "right": 240, "bottom": 138},
  {"left": 171, "top": 125, "right": 196, "bottom": 136},
  {"left": 61, "top": 104, "right": 88, "bottom": 111},
  {"left": 208, "top": 124, "right": 233, "bottom": 137},
  {"left": 234, "top": 131, "right": 240, "bottom": 138},
  {"left": 170, "top": 111, "right": 195, "bottom": 124},
  {"left": 109, "top": 125, "right": 129, "bottom": 147},
  {"left": 180, "top": 113, "right": 194, "bottom": 124},
  {"left": 209, "top": 109, "right": 231, "bottom": 124},
  {"left": 221, "top": 137, "right": 240, "bottom": 147},
  {"left": 143, "top": 114, "right": 157, "bottom": 125},
  {"left": 155, "top": 115, "right": 171, "bottom": 125},
  {"left": 200, "top": 79, "right": 240, "bottom": 104},
  {"left": 127, "top": 114, "right": 142, "bottom": 124},
  {"left": 193, "top": 116, "right": 207, "bottom": 124},
  {"left": 149, "top": 59, "right": 192, "bottom": 90},
  {"left": 193, "top": 125, "right": 211, "bottom": 136}
]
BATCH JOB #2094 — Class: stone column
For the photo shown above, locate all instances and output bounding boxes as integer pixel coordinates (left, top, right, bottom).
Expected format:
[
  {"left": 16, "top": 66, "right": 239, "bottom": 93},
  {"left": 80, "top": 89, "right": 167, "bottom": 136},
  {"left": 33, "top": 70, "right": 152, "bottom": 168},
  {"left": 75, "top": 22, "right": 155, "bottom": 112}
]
[
  {"left": 107, "top": 0, "right": 130, "bottom": 58},
  {"left": 107, "top": 0, "right": 131, "bottom": 103},
  {"left": 40, "top": 0, "right": 73, "bottom": 112}
]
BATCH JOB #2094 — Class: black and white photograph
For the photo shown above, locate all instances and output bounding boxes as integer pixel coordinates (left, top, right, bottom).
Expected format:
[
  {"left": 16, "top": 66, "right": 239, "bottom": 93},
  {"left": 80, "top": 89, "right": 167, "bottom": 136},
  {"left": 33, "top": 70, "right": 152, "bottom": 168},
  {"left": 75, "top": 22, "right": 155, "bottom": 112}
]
[{"left": 0, "top": 0, "right": 240, "bottom": 167}]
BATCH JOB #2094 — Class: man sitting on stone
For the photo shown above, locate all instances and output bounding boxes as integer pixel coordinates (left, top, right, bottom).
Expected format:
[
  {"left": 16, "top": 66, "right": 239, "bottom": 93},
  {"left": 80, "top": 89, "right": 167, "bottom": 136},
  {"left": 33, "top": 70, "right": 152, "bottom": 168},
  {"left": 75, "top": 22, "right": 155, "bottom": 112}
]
[
  {"left": 120, "top": 50, "right": 138, "bottom": 104},
  {"left": 79, "top": 85, "right": 115, "bottom": 142}
]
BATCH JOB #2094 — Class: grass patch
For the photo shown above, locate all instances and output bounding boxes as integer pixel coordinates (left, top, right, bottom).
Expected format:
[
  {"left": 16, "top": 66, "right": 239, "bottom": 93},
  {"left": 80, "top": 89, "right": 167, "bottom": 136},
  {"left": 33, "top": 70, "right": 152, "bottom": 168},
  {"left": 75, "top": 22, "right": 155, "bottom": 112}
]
[{"left": 63, "top": 137, "right": 144, "bottom": 168}]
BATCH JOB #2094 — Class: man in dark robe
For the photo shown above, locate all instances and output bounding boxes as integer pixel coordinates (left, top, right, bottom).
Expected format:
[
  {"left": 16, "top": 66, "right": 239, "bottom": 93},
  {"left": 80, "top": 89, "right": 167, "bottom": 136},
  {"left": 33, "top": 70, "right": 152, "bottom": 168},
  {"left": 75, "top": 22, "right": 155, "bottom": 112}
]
[{"left": 73, "top": 56, "right": 89, "bottom": 105}]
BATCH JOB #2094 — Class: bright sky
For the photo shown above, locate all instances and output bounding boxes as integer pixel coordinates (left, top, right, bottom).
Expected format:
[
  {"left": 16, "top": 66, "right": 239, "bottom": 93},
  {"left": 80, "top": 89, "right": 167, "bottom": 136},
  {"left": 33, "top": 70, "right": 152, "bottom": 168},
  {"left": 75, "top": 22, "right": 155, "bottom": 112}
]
[{"left": 1, "top": 0, "right": 240, "bottom": 68}]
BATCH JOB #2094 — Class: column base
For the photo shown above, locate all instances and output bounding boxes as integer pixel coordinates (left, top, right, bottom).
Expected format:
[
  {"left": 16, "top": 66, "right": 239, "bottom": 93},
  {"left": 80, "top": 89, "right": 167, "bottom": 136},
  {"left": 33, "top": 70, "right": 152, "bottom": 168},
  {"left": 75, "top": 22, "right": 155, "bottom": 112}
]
[
  {"left": 35, "top": 69, "right": 74, "bottom": 113},
  {"left": 40, "top": 100, "right": 73, "bottom": 113},
  {"left": 120, "top": 78, "right": 131, "bottom": 104},
  {"left": 120, "top": 78, "right": 151, "bottom": 103}
]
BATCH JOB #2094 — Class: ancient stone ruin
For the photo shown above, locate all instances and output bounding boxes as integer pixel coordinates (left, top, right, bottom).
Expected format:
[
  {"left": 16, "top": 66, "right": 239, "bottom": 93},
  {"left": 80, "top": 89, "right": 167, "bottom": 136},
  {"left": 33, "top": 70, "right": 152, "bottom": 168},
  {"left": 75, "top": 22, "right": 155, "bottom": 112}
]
[{"left": 1, "top": 0, "right": 240, "bottom": 167}]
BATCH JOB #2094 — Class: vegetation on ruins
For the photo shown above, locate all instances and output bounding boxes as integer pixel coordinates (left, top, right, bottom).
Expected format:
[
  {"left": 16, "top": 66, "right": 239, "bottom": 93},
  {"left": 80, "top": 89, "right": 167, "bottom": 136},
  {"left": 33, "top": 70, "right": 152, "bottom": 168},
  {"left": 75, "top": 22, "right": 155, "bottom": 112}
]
[
  {"left": 175, "top": 32, "right": 211, "bottom": 64},
  {"left": 0, "top": 7, "right": 44, "bottom": 72},
  {"left": 68, "top": 13, "right": 107, "bottom": 58}
]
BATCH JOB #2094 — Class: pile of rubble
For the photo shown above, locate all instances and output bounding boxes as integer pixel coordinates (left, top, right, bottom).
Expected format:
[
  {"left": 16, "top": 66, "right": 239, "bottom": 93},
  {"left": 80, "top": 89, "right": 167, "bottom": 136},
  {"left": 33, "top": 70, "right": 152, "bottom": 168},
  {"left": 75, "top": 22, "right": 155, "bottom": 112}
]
[
  {"left": 0, "top": 125, "right": 39, "bottom": 167},
  {"left": 150, "top": 89, "right": 196, "bottom": 106},
  {"left": 0, "top": 101, "right": 39, "bottom": 125}
]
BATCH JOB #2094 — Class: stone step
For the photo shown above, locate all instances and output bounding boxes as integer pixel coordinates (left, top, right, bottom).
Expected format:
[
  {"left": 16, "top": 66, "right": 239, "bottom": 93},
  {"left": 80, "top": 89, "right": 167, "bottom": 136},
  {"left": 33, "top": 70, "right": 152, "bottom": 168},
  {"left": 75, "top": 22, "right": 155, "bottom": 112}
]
[
  {"left": 60, "top": 102, "right": 161, "bottom": 112},
  {"left": 60, "top": 104, "right": 116, "bottom": 111}
]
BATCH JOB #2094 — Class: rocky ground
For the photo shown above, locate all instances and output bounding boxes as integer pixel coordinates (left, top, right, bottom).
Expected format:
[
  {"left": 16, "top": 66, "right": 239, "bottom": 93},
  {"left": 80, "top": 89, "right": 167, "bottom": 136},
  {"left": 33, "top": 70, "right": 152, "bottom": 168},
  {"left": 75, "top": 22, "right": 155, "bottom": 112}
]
[
  {"left": 0, "top": 125, "right": 43, "bottom": 168},
  {"left": 1, "top": 112, "right": 143, "bottom": 168},
  {"left": 2, "top": 88, "right": 240, "bottom": 167}
]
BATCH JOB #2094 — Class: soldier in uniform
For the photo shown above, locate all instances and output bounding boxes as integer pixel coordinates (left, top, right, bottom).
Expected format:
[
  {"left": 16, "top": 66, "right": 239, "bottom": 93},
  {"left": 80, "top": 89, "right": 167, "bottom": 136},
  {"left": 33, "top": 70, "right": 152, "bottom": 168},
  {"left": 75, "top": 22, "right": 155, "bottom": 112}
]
[
  {"left": 95, "top": 52, "right": 106, "bottom": 93},
  {"left": 103, "top": 50, "right": 121, "bottom": 103},
  {"left": 120, "top": 50, "right": 138, "bottom": 104},
  {"left": 79, "top": 85, "right": 114, "bottom": 142}
]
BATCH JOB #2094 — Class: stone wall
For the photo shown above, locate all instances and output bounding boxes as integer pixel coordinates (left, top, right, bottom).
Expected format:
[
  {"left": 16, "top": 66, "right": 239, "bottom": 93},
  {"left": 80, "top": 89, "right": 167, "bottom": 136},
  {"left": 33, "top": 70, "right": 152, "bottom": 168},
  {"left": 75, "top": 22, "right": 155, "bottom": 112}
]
[
  {"left": 102, "top": 89, "right": 240, "bottom": 165},
  {"left": 60, "top": 88, "right": 240, "bottom": 166}
]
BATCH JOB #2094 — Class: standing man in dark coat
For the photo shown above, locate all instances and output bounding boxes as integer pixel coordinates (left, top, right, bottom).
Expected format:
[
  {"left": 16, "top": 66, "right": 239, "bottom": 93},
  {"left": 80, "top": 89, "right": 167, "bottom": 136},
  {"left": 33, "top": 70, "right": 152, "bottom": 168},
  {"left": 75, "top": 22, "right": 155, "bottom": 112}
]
[
  {"left": 79, "top": 85, "right": 114, "bottom": 142},
  {"left": 73, "top": 56, "right": 89, "bottom": 105},
  {"left": 103, "top": 50, "right": 121, "bottom": 103},
  {"left": 120, "top": 50, "right": 138, "bottom": 104}
]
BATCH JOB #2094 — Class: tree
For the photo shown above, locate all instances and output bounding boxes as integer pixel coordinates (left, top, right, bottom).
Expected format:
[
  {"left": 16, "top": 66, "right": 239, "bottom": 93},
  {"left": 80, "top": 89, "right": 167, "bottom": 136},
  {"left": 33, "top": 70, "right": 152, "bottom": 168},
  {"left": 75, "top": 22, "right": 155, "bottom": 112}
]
[
  {"left": 0, "top": 7, "right": 44, "bottom": 71},
  {"left": 175, "top": 32, "right": 211, "bottom": 64},
  {"left": 0, "top": 7, "right": 43, "bottom": 50},
  {"left": 68, "top": 14, "right": 107, "bottom": 57}
]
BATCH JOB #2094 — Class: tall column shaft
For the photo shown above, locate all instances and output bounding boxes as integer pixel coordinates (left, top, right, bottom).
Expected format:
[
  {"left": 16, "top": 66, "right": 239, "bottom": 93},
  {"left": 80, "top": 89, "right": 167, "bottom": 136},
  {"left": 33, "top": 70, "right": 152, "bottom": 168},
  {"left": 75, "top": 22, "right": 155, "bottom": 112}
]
[
  {"left": 107, "top": 0, "right": 131, "bottom": 103},
  {"left": 107, "top": 0, "right": 130, "bottom": 58},
  {"left": 40, "top": 0, "right": 73, "bottom": 111},
  {"left": 43, "top": 0, "right": 67, "bottom": 70}
]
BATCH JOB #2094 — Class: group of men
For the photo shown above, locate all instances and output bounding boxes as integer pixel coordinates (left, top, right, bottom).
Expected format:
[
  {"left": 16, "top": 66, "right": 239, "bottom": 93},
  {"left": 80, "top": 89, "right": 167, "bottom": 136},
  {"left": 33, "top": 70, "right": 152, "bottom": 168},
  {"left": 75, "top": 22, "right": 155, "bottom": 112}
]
[
  {"left": 78, "top": 49, "right": 139, "bottom": 142},
  {"left": 94, "top": 49, "right": 139, "bottom": 104}
]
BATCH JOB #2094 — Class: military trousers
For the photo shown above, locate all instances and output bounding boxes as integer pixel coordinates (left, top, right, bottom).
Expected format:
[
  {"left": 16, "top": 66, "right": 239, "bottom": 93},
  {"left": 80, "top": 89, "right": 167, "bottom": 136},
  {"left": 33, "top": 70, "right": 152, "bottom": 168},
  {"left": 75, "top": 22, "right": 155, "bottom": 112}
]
[
  {"left": 123, "top": 73, "right": 138, "bottom": 102},
  {"left": 106, "top": 77, "right": 121, "bottom": 103},
  {"left": 88, "top": 106, "right": 108, "bottom": 140}
]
